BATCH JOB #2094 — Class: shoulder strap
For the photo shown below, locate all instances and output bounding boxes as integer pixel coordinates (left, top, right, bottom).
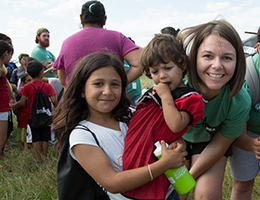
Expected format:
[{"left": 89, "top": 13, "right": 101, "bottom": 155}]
[
  {"left": 245, "top": 56, "right": 260, "bottom": 107},
  {"left": 29, "top": 82, "right": 45, "bottom": 92},
  {"left": 30, "top": 83, "right": 37, "bottom": 91},
  {"left": 74, "top": 124, "right": 100, "bottom": 147},
  {"left": 40, "top": 82, "right": 45, "bottom": 91}
]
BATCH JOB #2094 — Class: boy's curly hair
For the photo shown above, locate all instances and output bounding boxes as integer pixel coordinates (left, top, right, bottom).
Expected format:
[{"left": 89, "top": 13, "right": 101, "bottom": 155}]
[{"left": 141, "top": 34, "right": 190, "bottom": 79}]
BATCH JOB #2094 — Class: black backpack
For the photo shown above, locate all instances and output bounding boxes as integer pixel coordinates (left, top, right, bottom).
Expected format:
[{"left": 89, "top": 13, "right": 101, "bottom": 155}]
[
  {"left": 57, "top": 125, "right": 110, "bottom": 200},
  {"left": 29, "top": 83, "right": 52, "bottom": 129}
]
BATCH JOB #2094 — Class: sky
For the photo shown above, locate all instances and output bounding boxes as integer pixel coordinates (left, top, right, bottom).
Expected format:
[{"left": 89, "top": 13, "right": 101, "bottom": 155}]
[{"left": 1, "top": 0, "right": 260, "bottom": 63}]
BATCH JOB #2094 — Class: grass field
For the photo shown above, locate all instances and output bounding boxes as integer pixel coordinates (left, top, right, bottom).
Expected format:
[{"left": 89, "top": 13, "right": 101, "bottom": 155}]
[{"left": 0, "top": 75, "right": 259, "bottom": 200}]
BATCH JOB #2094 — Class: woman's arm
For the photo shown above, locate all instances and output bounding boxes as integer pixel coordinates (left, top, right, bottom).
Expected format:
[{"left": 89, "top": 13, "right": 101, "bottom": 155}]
[
  {"left": 154, "top": 83, "right": 191, "bottom": 133},
  {"left": 189, "top": 131, "right": 234, "bottom": 179},
  {"left": 123, "top": 49, "right": 143, "bottom": 84},
  {"left": 73, "top": 140, "right": 187, "bottom": 193}
]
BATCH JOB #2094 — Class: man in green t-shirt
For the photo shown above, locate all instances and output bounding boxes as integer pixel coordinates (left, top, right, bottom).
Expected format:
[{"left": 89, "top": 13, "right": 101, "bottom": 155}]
[{"left": 31, "top": 28, "right": 56, "bottom": 78}]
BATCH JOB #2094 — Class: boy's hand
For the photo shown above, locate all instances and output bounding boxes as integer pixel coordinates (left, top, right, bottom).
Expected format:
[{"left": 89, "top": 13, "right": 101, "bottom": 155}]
[
  {"left": 10, "top": 101, "right": 16, "bottom": 110},
  {"left": 168, "top": 138, "right": 187, "bottom": 151},
  {"left": 153, "top": 83, "right": 171, "bottom": 98}
]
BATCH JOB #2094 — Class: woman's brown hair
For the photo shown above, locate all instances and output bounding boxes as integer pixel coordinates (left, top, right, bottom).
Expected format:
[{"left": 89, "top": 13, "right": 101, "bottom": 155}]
[{"left": 177, "top": 19, "right": 245, "bottom": 98}]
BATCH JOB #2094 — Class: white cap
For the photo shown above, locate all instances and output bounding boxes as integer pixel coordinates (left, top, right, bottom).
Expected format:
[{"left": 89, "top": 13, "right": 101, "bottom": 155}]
[{"left": 153, "top": 141, "right": 162, "bottom": 157}]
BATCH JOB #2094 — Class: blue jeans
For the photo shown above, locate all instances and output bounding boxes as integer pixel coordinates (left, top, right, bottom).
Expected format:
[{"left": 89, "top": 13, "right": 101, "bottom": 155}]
[{"left": 166, "top": 189, "right": 179, "bottom": 200}]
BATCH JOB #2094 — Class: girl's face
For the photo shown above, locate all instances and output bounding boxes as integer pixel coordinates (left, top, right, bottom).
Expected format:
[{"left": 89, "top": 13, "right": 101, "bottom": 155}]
[
  {"left": 3, "top": 51, "right": 13, "bottom": 65},
  {"left": 196, "top": 34, "right": 236, "bottom": 99},
  {"left": 83, "top": 65, "right": 122, "bottom": 118},
  {"left": 149, "top": 61, "right": 185, "bottom": 91}
]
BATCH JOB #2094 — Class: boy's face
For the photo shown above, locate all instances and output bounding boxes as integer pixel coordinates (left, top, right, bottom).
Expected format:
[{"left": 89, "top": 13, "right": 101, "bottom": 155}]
[
  {"left": 24, "top": 76, "right": 32, "bottom": 85},
  {"left": 149, "top": 61, "right": 185, "bottom": 91},
  {"left": 21, "top": 56, "right": 29, "bottom": 69}
]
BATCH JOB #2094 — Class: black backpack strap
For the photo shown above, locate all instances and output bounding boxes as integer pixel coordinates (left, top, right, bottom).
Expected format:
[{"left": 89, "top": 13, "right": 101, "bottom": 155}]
[
  {"left": 30, "top": 83, "right": 37, "bottom": 91},
  {"left": 40, "top": 82, "right": 45, "bottom": 91},
  {"left": 74, "top": 124, "right": 100, "bottom": 147},
  {"left": 30, "top": 83, "right": 45, "bottom": 92}
]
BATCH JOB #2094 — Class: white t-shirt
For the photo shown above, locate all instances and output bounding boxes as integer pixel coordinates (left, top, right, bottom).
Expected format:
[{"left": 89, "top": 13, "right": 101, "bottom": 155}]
[
  {"left": 48, "top": 78, "right": 63, "bottom": 100},
  {"left": 69, "top": 120, "right": 129, "bottom": 200}
]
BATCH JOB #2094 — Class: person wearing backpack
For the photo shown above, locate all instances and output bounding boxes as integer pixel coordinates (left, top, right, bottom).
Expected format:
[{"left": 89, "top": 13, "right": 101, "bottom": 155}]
[
  {"left": 228, "top": 27, "right": 260, "bottom": 200},
  {"left": 11, "top": 60, "right": 57, "bottom": 163}
]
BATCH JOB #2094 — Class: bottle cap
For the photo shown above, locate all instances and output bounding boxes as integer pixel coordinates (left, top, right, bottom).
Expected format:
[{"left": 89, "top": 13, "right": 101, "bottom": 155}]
[{"left": 153, "top": 141, "right": 162, "bottom": 157}]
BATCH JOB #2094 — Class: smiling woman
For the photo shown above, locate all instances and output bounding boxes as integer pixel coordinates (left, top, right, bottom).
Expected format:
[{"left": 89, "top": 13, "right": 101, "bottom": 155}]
[
  {"left": 177, "top": 19, "right": 251, "bottom": 200},
  {"left": 196, "top": 35, "right": 237, "bottom": 100}
]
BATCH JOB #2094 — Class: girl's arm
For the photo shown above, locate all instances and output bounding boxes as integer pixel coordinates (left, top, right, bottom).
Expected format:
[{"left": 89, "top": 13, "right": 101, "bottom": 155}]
[
  {"left": 189, "top": 131, "right": 234, "bottom": 179},
  {"left": 154, "top": 83, "right": 191, "bottom": 133},
  {"left": 7, "top": 80, "right": 16, "bottom": 104},
  {"left": 73, "top": 140, "right": 187, "bottom": 193}
]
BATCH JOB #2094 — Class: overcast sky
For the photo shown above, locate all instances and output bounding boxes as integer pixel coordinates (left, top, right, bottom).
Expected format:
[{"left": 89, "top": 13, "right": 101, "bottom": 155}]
[{"left": 1, "top": 0, "right": 260, "bottom": 63}]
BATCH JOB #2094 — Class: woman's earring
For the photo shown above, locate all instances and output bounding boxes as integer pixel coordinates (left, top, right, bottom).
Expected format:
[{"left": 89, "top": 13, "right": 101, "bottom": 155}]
[{"left": 81, "top": 92, "right": 85, "bottom": 98}]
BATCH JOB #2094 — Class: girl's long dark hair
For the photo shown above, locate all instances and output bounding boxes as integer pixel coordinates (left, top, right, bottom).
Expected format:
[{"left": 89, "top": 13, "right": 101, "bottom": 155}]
[{"left": 53, "top": 52, "right": 131, "bottom": 150}]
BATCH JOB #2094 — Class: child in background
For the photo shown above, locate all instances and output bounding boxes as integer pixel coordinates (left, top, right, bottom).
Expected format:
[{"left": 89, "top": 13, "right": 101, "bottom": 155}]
[
  {"left": 11, "top": 60, "right": 57, "bottom": 163},
  {"left": 52, "top": 52, "right": 187, "bottom": 199},
  {"left": 10, "top": 53, "right": 29, "bottom": 90},
  {"left": 122, "top": 34, "right": 205, "bottom": 200},
  {"left": 15, "top": 73, "right": 32, "bottom": 150},
  {"left": 124, "top": 37, "right": 142, "bottom": 107}
]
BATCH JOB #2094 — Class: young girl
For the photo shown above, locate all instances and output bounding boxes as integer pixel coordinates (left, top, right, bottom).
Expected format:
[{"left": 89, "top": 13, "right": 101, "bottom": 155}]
[
  {"left": 177, "top": 20, "right": 251, "bottom": 200},
  {"left": 15, "top": 73, "right": 32, "bottom": 150},
  {"left": 52, "top": 52, "right": 187, "bottom": 200},
  {"left": 122, "top": 34, "right": 205, "bottom": 200},
  {"left": 0, "top": 41, "right": 16, "bottom": 159}
]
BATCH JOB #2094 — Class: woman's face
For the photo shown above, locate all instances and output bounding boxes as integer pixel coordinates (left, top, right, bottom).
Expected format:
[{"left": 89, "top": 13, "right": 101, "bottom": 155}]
[{"left": 196, "top": 34, "right": 236, "bottom": 99}]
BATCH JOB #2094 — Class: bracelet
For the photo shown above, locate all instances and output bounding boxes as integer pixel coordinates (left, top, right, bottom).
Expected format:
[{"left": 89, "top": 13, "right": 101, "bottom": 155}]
[{"left": 147, "top": 164, "right": 153, "bottom": 181}]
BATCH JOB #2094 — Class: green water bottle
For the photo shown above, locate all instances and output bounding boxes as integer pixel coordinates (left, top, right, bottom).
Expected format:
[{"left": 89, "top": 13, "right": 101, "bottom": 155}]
[{"left": 153, "top": 141, "right": 196, "bottom": 195}]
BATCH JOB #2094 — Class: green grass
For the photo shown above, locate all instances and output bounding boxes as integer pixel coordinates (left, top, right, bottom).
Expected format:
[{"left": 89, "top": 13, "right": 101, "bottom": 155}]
[
  {"left": 1, "top": 76, "right": 259, "bottom": 199},
  {"left": 140, "top": 73, "right": 154, "bottom": 90}
]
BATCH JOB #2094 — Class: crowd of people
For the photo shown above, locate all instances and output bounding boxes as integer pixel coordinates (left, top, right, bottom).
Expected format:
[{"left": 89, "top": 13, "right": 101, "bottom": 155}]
[{"left": 1, "top": 0, "right": 260, "bottom": 200}]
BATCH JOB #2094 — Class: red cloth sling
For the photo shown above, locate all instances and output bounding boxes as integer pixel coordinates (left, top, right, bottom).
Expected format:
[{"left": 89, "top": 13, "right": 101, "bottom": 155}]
[{"left": 122, "top": 87, "right": 204, "bottom": 200}]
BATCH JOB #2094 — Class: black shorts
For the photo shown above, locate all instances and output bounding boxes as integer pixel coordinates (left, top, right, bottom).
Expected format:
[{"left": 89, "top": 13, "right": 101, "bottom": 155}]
[
  {"left": 28, "top": 120, "right": 51, "bottom": 143},
  {"left": 185, "top": 141, "right": 231, "bottom": 160}
]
